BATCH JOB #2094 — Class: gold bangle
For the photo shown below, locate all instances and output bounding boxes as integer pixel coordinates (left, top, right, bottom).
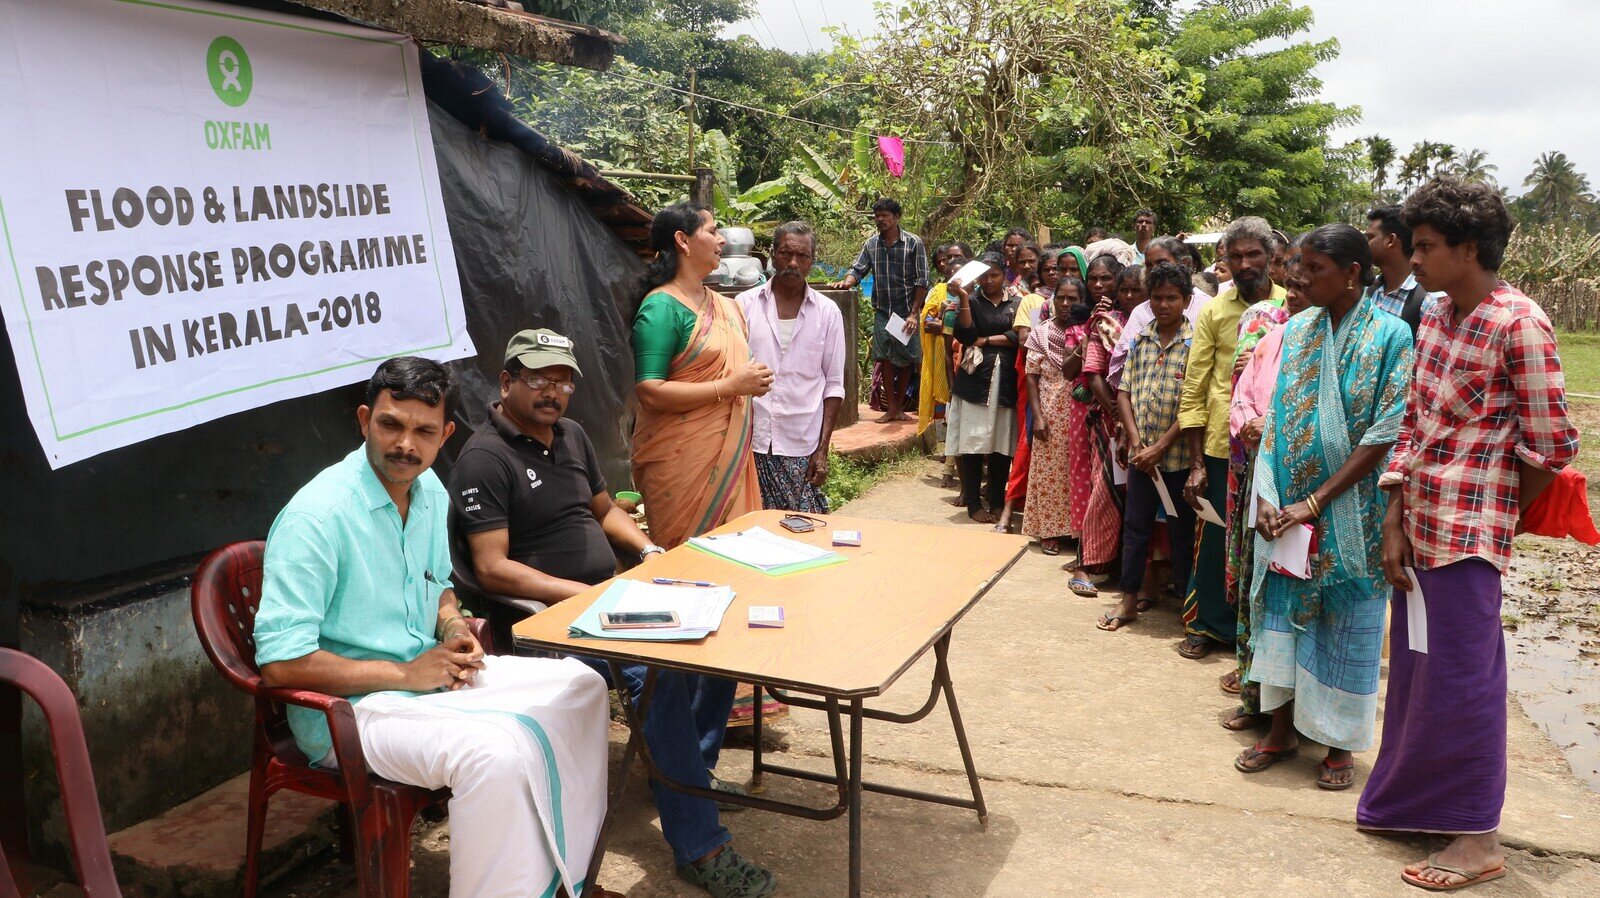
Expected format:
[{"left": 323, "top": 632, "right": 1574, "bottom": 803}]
[
  {"left": 714, "top": 381, "right": 723, "bottom": 403},
  {"left": 1306, "top": 494, "right": 1321, "bottom": 517},
  {"left": 437, "top": 615, "right": 466, "bottom": 639}
]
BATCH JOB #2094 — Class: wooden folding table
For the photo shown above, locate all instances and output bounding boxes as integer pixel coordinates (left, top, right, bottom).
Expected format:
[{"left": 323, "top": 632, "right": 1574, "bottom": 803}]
[{"left": 513, "top": 509, "right": 1027, "bottom": 897}]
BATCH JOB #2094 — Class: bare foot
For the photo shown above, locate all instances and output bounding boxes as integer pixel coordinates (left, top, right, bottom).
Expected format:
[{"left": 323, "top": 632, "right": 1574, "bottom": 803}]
[
  {"left": 945, "top": 495, "right": 967, "bottom": 506},
  {"left": 874, "top": 411, "right": 912, "bottom": 423},
  {"left": 969, "top": 509, "right": 997, "bottom": 524},
  {"left": 1404, "top": 833, "right": 1506, "bottom": 888}
]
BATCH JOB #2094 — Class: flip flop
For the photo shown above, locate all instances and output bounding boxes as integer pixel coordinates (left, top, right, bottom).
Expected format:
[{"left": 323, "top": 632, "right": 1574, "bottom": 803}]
[
  {"left": 1176, "top": 634, "right": 1214, "bottom": 660},
  {"left": 1234, "top": 742, "right": 1299, "bottom": 774},
  {"left": 1220, "top": 669, "right": 1243, "bottom": 695},
  {"left": 1400, "top": 854, "right": 1508, "bottom": 891},
  {"left": 1097, "top": 612, "right": 1136, "bottom": 632},
  {"left": 1317, "top": 757, "right": 1356, "bottom": 791},
  {"left": 1040, "top": 540, "right": 1061, "bottom": 556},
  {"left": 1218, "top": 706, "right": 1266, "bottom": 732},
  {"left": 1135, "top": 596, "right": 1157, "bottom": 612},
  {"left": 1069, "top": 577, "right": 1099, "bottom": 597}
]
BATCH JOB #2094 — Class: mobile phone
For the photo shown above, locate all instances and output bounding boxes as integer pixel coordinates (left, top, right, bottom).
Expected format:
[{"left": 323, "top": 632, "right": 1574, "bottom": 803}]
[
  {"left": 599, "top": 611, "right": 680, "bottom": 630},
  {"left": 779, "top": 514, "right": 817, "bottom": 533}
]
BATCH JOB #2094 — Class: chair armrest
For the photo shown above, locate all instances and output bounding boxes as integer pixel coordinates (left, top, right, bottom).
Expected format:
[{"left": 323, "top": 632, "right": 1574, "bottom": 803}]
[
  {"left": 259, "top": 685, "right": 374, "bottom": 798},
  {"left": 468, "top": 616, "right": 498, "bottom": 656}
]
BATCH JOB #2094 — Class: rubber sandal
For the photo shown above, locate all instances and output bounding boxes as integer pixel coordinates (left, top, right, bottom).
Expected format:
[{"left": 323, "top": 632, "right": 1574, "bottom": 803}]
[
  {"left": 1218, "top": 706, "right": 1266, "bottom": 731},
  {"left": 1234, "top": 742, "right": 1299, "bottom": 774},
  {"left": 1041, "top": 540, "right": 1061, "bottom": 556},
  {"left": 1069, "top": 577, "right": 1098, "bottom": 597},
  {"left": 1176, "top": 634, "right": 1214, "bottom": 660},
  {"left": 1135, "top": 596, "right": 1157, "bottom": 612},
  {"left": 1400, "top": 854, "right": 1507, "bottom": 891},
  {"left": 1097, "top": 612, "right": 1135, "bottom": 632},
  {"left": 1316, "top": 758, "right": 1356, "bottom": 791},
  {"left": 1220, "top": 670, "right": 1243, "bottom": 695}
]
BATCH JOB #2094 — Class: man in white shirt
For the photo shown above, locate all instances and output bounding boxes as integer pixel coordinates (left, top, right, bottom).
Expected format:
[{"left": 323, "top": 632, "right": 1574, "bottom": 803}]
[{"left": 737, "top": 221, "right": 847, "bottom": 512}]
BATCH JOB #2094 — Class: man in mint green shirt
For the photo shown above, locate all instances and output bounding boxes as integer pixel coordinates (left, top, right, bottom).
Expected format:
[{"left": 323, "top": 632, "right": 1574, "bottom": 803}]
[{"left": 253, "top": 357, "right": 611, "bottom": 898}]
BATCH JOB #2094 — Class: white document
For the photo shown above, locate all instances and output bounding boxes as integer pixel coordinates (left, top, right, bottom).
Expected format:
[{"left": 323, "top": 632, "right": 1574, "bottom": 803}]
[
  {"left": 1246, "top": 480, "right": 1272, "bottom": 530},
  {"left": 949, "top": 259, "right": 993, "bottom": 288},
  {"left": 608, "top": 581, "right": 735, "bottom": 637},
  {"left": 689, "top": 526, "right": 837, "bottom": 570},
  {"left": 1152, "top": 475, "right": 1179, "bottom": 517},
  {"left": 1403, "top": 566, "right": 1428, "bottom": 654},
  {"left": 1268, "top": 523, "right": 1315, "bottom": 580},
  {"left": 885, "top": 312, "right": 914, "bottom": 345},
  {"left": 1195, "top": 495, "right": 1225, "bottom": 527},
  {"left": 1111, "top": 440, "right": 1128, "bottom": 486}
]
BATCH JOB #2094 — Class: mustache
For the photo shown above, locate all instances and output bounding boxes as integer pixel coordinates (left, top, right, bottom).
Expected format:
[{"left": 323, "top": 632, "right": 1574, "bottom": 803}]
[
  {"left": 385, "top": 451, "right": 421, "bottom": 466},
  {"left": 533, "top": 399, "right": 561, "bottom": 411}
]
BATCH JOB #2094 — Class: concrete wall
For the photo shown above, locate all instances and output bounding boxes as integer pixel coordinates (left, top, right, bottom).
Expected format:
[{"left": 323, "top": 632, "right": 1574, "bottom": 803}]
[{"left": 19, "top": 581, "right": 251, "bottom": 867}]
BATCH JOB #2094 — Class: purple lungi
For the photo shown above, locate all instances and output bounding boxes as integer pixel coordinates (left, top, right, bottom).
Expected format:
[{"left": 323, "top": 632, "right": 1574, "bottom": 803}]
[{"left": 1357, "top": 558, "right": 1506, "bottom": 834}]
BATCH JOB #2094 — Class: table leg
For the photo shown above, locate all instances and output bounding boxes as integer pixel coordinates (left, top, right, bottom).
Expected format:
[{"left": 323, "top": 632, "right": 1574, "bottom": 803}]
[
  {"left": 934, "top": 636, "right": 988, "bottom": 827},
  {"left": 582, "top": 663, "right": 652, "bottom": 897},
  {"left": 751, "top": 682, "right": 764, "bottom": 792},
  {"left": 847, "top": 697, "right": 863, "bottom": 898}
]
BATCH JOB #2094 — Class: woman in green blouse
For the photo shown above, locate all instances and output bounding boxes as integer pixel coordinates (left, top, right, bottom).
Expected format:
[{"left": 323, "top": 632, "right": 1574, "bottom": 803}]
[{"left": 631, "top": 202, "right": 773, "bottom": 549}]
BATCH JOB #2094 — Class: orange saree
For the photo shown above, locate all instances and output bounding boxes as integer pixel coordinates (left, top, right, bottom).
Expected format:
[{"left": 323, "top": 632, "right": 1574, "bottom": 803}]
[{"left": 631, "top": 289, "right": 762, "bottom": 549}]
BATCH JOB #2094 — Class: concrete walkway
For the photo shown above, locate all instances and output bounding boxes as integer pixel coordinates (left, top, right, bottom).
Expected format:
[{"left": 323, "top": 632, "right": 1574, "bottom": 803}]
[
  {"left": 580, "top": 461, "right": 1600, "bottom": 897},
  {"left": 270, "top": 461, "right": 1600, "bottom": 897}
]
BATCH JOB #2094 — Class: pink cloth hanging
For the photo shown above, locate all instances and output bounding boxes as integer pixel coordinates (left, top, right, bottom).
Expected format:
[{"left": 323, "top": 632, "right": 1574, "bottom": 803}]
[{"left": 876, "top": 136, "right": 906, "bottom": 178}]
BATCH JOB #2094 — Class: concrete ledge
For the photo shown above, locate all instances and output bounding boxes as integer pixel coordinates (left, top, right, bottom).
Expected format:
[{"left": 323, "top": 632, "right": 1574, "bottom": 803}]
[
  {"left": 108, "top": 773, "right": 336, "bottom": 898},
  {"left": 830, "top": 404, "right": 932, "bottom": 463}
]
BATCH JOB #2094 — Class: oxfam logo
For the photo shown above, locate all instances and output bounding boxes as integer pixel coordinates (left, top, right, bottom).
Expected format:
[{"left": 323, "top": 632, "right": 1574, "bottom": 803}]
[{"left": 206, "top": 37, "right": 252, "bottom": 107}]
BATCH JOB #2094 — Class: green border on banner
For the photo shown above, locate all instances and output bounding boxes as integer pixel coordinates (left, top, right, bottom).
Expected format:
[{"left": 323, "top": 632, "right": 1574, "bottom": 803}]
[{"left": 0, "top": 0, "right": 459, "bottom": 446}]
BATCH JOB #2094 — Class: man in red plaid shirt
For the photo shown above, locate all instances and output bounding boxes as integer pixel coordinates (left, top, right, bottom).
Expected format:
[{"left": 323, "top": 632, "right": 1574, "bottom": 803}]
[{"left": 1358, "top": 177, "right": 1580, "bottom": 891}]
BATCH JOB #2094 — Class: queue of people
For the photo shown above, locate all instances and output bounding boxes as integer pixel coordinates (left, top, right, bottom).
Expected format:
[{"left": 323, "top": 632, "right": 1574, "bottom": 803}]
[
  {"left": 244, "top": 175, "right": 1577, "bottom": 896},
  {"left": 890, "top": 178, "right": 1580, "bottom": 891}
]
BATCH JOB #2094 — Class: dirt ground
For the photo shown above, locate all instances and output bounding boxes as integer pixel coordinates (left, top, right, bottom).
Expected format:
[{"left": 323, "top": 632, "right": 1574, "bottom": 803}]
[{"left": 269, "top": 459, "right": 1600, "bottom": 898}]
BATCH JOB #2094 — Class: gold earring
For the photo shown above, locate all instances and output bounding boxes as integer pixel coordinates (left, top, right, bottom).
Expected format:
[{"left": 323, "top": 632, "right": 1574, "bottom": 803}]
[{"left": 1347, "top": 280, "right": 1355, "bottom": 290}]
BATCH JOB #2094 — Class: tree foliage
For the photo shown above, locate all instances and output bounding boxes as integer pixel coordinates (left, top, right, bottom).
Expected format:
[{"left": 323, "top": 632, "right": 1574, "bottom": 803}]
[{"left": 837, "top": 0, "right": 1194, "bottom": 241}]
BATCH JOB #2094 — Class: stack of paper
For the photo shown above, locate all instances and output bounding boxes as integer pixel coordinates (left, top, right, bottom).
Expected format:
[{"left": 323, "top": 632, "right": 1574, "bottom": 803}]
[
  {"left": 688, "top": 526, "right": 847, "bottom": 575},
  {"left": 568, "top": 580, "right": 736, "bottom": 641}
]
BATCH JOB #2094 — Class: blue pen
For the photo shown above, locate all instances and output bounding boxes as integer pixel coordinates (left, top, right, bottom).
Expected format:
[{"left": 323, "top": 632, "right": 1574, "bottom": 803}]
[{"left": 653, "top": 577, "right": 716, "bottom": 587}]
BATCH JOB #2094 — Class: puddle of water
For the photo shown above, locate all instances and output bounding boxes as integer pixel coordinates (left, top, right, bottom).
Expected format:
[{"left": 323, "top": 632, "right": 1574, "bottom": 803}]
[{"left": 1504, "top": 591, "right": 1600, "bottom": 792}]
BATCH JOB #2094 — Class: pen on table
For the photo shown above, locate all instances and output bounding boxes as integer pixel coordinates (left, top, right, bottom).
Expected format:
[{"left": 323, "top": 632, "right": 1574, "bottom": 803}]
[{"left": 653, "top": 577, "right": 717, "bottom": 587}]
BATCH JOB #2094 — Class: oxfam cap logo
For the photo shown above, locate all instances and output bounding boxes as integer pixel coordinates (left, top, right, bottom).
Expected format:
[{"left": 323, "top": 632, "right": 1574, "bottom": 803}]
[{"left": 206, "top": 36, "right": 252, "bottom": 107}]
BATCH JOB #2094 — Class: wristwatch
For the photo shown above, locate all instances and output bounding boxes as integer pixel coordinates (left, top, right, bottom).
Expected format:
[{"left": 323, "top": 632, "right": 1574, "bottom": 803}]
[{"left": 640, "top": 544, "right": 666, "bottom": 558}]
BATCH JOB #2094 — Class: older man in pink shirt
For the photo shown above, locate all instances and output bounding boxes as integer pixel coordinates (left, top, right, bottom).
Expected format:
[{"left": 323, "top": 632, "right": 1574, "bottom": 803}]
[{"left": 736, "top": 221, "right": 847, "bottom": 513}]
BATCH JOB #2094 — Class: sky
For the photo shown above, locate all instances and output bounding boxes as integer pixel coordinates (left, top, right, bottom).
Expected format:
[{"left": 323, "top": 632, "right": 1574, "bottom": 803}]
[{"left": 724, "top": 0, "right": 1600, "bottom": 196}]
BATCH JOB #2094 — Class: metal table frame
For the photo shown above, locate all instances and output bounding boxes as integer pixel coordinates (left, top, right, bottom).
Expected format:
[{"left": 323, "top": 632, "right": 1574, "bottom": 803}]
[{"left": 577, "top": 630, "right": 988, "bottom": 898}]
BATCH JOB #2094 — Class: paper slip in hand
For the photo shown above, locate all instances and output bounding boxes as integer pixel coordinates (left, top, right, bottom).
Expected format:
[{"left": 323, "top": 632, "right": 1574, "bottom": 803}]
[
  {"left": 885, "top": 312, "right": 913, "bottom": 345},
  {"left": 1267, "top": 523, "right": 1315, "bottom": 580},
  {"left": 1403, "top": 566, "right": 1428, "bottom": 654},
  {"left": 1111, "top": 440, "right": 1128, "bottom": 486},
  {"left": 1152, "top": 474, "right": 1179, "bottom": 517},
  {"left": 949, "top": 258, "right": 992, "bottom": 288},
  {"left": 1246, "top": 479, "right": 1272, "bottom": 530},
  {"left": 1195, "top": 495, "right": 1225, "bottom": 527}
]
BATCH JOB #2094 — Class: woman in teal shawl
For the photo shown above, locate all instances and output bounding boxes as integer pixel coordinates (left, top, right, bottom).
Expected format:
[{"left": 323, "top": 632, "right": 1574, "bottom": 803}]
[{"left": 1234, "top": 224, "right": 1414, "bottom": 790}]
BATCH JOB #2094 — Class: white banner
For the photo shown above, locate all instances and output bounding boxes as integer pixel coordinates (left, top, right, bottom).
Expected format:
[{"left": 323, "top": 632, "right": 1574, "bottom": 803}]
[{"left": 0, "top": 0, "right": 474, "bottom": 468}]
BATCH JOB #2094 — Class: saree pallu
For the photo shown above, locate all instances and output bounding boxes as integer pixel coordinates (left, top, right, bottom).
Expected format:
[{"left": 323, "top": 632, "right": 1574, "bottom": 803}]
[
  {"left": 1247, "top": 301, "right": 1413, "bottom": 750},
  {"left": 1225, "top": 304, "right": 1288, "bottom": 715},
  {"left": 1079, "top": 410, "right": 1123, "bottom": 570},
  {"left": 632, "top": 292, "right": 762, "bottom": 550}
]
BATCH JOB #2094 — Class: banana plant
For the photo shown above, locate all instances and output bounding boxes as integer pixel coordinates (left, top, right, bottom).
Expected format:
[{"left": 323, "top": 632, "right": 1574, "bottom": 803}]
[{"left": 702, "top": 129, "right": 792, "bottom": 227}]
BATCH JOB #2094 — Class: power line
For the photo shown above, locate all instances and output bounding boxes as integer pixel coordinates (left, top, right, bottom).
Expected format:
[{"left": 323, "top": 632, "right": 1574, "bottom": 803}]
[
  {"left": 817, "top": 0, "right": 833, "bottom": 29},
  {"left": 788, "top": 0, "right": 816, "bottom": 53}
]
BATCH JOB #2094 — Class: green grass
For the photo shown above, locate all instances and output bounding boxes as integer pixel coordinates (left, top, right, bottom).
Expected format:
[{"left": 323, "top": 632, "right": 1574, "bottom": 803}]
[
  {"left": 1557, "top": 330, "right": 1600, "bottom": 397},
  {"left": 823, "top": 450, "right": 921, "bottom": 511}
]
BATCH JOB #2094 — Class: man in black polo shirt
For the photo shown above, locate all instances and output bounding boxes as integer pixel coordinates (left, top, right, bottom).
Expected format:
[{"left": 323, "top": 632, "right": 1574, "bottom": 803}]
[{"left": 449, "top": 329, "right": 776, "bottom": 898}]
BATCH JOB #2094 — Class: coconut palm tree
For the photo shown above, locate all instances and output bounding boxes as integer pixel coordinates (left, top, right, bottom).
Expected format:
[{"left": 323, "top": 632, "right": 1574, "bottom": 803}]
[
  {"left": 1450, "top": 147, "right": 1499, "bottom": 187},
  {"left": 1523, "top": 151, "right": 1595, "bottom": 225},
  {"left": 1366, "top": 135, "right": 1395, "bottom": 193}
]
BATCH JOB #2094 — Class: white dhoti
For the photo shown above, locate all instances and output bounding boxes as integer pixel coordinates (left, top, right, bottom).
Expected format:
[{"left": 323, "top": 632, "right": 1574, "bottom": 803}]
[{"left": 352, "top": 655, "right": 609, "bottom": 898}]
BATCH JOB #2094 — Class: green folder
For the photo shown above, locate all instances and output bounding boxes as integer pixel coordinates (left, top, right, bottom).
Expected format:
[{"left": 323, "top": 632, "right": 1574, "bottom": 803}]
[{"left": 687, "top": 543, "right": 850, "bottom": 576}]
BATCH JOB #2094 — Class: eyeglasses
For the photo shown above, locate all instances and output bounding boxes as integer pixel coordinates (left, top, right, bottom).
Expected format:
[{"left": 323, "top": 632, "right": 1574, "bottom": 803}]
[{"left": 516, "top": 373, "right": 576, "bottom": 395}]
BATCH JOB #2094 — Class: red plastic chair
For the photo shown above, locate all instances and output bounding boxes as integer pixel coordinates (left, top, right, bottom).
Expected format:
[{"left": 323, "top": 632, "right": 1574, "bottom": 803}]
[
  {"left": 0, "top": 648, "right": 121, "bottom": 897},
  {"left": 190, "top": 540, "right": 496, "bottom": 898}
]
